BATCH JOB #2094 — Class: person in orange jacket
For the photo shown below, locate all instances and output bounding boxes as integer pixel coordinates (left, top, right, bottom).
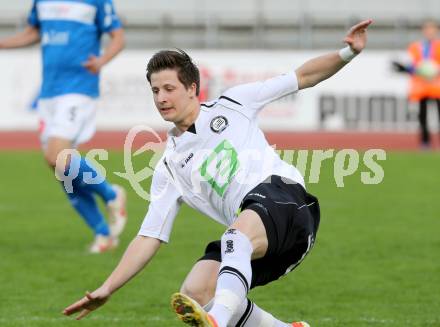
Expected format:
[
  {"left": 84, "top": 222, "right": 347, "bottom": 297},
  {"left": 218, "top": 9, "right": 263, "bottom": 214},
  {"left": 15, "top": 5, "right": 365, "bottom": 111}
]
[{"left": 407, "top": 20, "right": 440, "bottom": 148}]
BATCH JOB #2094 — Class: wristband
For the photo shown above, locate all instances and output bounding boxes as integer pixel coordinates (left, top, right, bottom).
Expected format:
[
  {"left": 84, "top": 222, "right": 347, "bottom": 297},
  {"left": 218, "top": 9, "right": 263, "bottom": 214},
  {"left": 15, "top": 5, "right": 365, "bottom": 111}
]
[{"left": 339, "top": 46, "right": 358, "bottom": 62}]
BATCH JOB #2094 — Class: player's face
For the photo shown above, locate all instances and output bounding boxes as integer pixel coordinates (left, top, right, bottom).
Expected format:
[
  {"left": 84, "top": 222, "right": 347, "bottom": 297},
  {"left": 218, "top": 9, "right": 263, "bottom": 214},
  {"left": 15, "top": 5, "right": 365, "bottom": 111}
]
[{"left": 150, "top": 69, "right": 197, "bottom": 124}]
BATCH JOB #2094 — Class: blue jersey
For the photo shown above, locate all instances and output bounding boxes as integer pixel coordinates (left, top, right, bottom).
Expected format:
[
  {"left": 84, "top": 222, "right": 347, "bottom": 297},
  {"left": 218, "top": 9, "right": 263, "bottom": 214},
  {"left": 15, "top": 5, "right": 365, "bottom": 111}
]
[{"left": 28, "top": 0, "right": 122, "bottom": 98}]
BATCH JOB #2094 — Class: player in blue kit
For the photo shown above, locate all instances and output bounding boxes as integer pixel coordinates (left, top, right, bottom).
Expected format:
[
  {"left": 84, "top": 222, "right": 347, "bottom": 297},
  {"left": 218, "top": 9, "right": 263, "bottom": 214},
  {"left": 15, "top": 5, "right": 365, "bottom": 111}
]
[{"left": 0, "top": 0, "right": 127, "bottom": 253}]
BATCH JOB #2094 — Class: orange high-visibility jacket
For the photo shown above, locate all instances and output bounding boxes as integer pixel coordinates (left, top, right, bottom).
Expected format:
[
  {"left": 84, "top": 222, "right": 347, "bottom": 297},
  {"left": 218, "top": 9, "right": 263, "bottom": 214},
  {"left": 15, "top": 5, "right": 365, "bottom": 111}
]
[{"left": 407, "top": 40, "right": 440, "bottom": 101}]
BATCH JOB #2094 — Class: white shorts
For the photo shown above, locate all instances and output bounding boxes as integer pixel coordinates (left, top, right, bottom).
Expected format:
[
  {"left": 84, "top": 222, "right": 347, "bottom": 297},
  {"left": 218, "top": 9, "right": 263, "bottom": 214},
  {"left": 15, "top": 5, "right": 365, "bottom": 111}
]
[{"left": 38, "top": 94, "right": 97, "bottom": 148}]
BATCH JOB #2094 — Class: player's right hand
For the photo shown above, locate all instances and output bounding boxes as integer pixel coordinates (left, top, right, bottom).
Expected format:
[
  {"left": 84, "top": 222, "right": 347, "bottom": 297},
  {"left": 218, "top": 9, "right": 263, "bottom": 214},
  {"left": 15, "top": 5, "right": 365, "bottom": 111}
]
[
  {"left": 63, "top": 287, "right": 111, "bottom": 320},
  {"left": 343, "top": 19, "right": 373, "bottom": 54}
]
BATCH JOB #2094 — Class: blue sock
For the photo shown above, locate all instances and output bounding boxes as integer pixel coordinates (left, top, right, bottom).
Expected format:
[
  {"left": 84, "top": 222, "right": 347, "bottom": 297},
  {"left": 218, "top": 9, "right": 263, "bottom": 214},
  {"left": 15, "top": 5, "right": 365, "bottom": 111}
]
[
  {"left": 64, "top": 185, "right": 110, "bottom": 236},
  {"left": 72, "top": 157, "right": 116, "bottom": 203}
]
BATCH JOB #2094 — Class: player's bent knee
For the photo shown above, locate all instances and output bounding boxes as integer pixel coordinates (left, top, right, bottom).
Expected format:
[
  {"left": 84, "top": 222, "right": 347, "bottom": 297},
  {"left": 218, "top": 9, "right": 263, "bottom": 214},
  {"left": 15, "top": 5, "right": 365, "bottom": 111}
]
[
  {"left": 45, "top": 138, "right": 74, "bottom": 169},
  {"left": 44, "top": 151, "right": 59, "bottom": 168},
  {"left": 180, "top": 283, "right": 212, "bottom": 306},
  {"left": 44, "top": 147, "right": 71, "bottom": 170}
]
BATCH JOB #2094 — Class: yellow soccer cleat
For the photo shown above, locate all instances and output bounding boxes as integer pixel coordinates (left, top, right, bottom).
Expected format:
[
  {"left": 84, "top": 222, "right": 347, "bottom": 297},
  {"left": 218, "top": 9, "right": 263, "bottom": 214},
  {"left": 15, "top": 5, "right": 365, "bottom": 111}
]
[{"left": 171, "top": 293, "right": 218, "bottom": 327}]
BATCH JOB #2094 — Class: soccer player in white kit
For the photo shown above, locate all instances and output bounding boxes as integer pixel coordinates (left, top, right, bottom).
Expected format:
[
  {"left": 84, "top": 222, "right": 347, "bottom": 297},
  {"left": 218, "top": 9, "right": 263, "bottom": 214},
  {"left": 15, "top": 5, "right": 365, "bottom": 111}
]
[{"left": 63, "top": 19, "right": 372, "bottom": 327}]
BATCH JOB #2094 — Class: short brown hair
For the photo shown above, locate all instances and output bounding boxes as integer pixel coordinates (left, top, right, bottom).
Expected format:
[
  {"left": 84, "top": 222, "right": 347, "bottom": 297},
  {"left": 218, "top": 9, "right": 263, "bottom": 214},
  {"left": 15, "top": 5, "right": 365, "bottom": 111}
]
[{"left": 146, "top": 49, "right": 200, "bottom": 96}]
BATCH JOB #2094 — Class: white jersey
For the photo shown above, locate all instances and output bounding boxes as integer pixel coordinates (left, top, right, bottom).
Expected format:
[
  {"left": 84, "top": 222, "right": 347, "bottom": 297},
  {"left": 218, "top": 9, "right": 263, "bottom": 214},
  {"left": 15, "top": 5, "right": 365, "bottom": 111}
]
[{"left": 138, "top": 72, "right": 305, "bottom": 242}]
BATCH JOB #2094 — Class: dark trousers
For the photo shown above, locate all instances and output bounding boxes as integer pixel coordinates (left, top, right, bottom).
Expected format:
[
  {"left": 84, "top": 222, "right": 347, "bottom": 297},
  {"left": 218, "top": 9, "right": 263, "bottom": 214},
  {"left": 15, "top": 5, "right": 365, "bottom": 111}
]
[{"left": 419, "top": 98, "right": 440, "bottom": 146}]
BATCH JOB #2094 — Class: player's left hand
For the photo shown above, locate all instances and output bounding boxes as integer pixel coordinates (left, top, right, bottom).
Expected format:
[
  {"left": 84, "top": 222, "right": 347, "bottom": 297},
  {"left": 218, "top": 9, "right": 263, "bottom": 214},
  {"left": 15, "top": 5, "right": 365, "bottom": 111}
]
[
  {"left": 343, "top": 19, "right": 373, "bottom": 54},
  {"left": 82, "top": 55, "right": 105, "bottom": 74}
]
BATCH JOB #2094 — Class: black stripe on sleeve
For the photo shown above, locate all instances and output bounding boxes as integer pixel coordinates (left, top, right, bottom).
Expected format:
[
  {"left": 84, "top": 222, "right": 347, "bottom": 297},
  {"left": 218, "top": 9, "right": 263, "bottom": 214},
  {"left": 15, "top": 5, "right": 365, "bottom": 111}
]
[{"left": 219, "top": 96, "right": 242, "bottom": 106}]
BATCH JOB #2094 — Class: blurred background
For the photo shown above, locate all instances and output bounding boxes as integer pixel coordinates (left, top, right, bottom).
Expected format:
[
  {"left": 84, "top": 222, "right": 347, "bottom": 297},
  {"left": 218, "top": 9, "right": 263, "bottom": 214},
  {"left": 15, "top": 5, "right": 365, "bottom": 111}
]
[
  {"left": 1, "top": 2, "right": 439, "bottom": 327},
  {"left": 2, "top": 0, "right": 440, "bottom": 49},
  {"left": 1, "top": 0, "right": 440, "bottom": 150}
]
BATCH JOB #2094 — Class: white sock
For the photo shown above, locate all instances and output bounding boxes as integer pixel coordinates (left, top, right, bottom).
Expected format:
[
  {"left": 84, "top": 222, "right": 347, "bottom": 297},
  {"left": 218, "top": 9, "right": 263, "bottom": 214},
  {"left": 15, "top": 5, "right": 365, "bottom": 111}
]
[
  {"left": 206, "top": 297, "right": 290, "bottom": 327},
  {"left": 228, "top": 299, "right": 290, "bottom": 327},
  {"left": 203, "top": 298, "right": 214, "bottom": 311},
  {"left": 209, "top": 229, "right": 253, "bottom": 327}
]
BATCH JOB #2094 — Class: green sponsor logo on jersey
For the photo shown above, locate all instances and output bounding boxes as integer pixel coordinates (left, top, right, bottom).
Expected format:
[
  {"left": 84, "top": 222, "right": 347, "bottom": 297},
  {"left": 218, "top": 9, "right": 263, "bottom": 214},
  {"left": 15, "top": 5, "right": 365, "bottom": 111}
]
[{"left": 199, "top": 140, "right": 239, "bottom": 196}]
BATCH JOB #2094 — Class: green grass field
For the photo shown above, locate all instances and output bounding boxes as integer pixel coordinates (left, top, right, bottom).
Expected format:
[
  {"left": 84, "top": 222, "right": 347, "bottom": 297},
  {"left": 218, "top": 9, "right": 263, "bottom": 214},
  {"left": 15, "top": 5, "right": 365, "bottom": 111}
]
[{"left": 1, "top": 150, "right": 439, "bottom": 326}]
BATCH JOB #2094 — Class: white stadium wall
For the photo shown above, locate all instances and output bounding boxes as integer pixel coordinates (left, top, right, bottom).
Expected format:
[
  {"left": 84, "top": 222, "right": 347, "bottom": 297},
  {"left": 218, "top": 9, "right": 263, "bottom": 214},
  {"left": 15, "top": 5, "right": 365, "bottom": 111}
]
[{"left": 0, "top": 49, "right": 436, "bottom": 132}]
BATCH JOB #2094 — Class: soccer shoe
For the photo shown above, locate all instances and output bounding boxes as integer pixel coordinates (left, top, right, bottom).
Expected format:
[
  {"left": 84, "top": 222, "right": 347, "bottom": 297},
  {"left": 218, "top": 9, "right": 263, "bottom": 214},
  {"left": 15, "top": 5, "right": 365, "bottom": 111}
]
[
  {"left": 171, "top": 293, "right": 218, "bottom": 327},
  {"left": 292, "top": 322, "right": 310, "bottom": 327},
  {"left": 88, "top": 235, "right": 117, "bottom": 254},
  {"left": 107, "top": 184, "right": 127, "bottom": 238}
]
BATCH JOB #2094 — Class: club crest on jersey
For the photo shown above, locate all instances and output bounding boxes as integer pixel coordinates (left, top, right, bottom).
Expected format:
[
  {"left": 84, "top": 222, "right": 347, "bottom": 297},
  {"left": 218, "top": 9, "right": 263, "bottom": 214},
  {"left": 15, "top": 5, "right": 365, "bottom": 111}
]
[{"left": 210, "top": 116, "right": 229, "bottom": 134}]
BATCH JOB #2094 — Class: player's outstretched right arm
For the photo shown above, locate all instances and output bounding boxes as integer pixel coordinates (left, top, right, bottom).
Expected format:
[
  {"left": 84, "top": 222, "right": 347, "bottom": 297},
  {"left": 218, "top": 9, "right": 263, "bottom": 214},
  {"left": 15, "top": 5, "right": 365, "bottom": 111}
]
[
  {"left": 0, "top": 26, "right": 40, "bottom": 49},
  {"left": 63, "top": 235, "right": 161, "bottom": 320},
  {"left": 295, "top": 19, "right": 372, "bottom": 90}
]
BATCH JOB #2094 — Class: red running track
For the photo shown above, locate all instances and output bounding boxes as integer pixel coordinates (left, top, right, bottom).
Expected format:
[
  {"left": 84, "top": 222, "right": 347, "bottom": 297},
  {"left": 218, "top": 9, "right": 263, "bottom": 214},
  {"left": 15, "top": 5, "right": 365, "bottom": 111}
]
[{"left": 0, "top": 130, "right": 437, "bottom": 151}]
